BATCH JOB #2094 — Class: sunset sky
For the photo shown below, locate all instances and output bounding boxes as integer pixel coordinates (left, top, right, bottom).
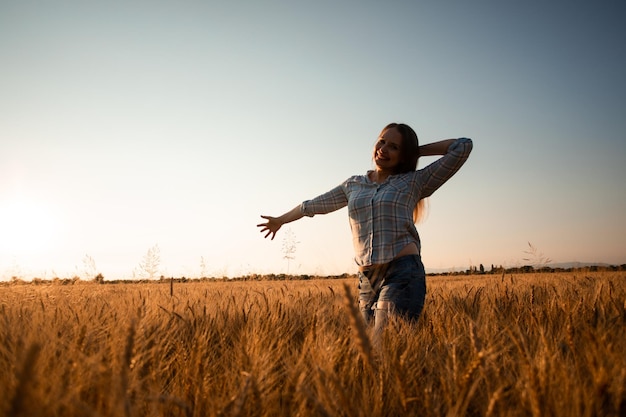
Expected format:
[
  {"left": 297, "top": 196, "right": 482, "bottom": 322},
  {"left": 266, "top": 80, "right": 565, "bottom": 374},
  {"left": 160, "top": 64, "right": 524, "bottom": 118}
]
[{"left": 1, "top": 1, "right": 625, "bottom": 280}]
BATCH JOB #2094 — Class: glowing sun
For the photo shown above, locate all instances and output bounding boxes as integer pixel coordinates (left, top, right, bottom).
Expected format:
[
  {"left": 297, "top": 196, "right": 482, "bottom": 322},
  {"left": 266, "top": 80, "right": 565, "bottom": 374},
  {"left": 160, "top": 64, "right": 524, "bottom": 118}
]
[{"left": 0, "top": 198, "right": 61, "bottom": 254}]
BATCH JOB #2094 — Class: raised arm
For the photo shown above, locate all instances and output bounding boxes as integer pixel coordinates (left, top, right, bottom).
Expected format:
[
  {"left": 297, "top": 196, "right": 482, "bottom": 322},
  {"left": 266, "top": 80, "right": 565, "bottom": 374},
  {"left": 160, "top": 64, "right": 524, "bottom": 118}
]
[
  {"left": 257, "top": 205, "right": 304, "bottom": 240},
  {"left": 417, "top": 137, "right": 473, "bottom": 198},
  {"left": 418, "top": 139, "right": 457, "bottom": 157}
]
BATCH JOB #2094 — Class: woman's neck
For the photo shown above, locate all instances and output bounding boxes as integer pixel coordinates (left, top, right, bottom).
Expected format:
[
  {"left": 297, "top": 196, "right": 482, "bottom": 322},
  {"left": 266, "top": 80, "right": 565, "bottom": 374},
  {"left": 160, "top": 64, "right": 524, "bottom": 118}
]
[{"left": 371, "top": 168, "right": 392, "bottom": 184}]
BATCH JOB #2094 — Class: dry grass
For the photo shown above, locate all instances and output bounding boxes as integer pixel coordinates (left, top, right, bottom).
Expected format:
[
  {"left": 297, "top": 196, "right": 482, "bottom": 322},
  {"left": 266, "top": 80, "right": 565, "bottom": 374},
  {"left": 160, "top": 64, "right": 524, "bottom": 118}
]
[{"left": 0, "top": 271, "right": 625, "bottom": 416}]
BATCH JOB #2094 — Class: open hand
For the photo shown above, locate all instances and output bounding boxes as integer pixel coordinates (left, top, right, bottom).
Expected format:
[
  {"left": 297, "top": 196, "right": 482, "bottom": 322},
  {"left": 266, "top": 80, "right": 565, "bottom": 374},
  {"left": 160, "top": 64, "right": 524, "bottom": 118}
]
[{"left": 257, "top": 215, "right": 282, "bottom": 240}]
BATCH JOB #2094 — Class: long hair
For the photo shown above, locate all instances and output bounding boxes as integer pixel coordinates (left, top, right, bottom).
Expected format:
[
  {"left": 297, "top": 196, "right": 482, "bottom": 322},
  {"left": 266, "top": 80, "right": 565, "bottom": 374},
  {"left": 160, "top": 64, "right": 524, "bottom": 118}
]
[{"left": 380, "top": 123, "right": 427, "bottom": 223}]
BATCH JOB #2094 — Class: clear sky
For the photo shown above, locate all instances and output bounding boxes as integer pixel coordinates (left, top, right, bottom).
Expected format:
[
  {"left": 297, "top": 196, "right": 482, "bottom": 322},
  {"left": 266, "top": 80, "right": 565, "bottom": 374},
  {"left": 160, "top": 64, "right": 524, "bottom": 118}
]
[{"left": 1, "top": 1, "right": 625, "bottom": 280}]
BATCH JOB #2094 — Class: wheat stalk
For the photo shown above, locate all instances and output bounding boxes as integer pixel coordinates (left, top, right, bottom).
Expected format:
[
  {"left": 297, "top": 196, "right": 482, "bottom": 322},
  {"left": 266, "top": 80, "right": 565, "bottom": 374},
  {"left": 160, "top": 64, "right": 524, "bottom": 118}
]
[
  {"left": 342, "top": 282, "right": 376, "bottom": 370},
  {"left": 8, "top": 343, "right": 41, "bottom": 417}
]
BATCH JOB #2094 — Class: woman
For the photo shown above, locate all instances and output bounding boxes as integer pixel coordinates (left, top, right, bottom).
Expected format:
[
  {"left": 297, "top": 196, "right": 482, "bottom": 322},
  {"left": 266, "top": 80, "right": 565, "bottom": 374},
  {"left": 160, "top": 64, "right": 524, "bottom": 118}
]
[{"left": 258, "top": 123, "right": 473, "bottom": 335}]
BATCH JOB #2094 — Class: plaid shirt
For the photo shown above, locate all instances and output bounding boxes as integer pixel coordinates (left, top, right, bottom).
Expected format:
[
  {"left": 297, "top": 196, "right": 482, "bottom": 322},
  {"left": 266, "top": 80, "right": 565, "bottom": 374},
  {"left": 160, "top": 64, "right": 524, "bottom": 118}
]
[{"left": 301, "top": 137, "right": 473, "bottom": 267}]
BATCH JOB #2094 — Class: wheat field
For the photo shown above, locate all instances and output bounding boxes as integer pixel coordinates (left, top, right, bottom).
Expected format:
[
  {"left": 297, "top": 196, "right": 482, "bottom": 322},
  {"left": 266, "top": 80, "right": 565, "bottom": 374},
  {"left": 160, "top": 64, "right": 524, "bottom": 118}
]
[{"left": 1, "top": 271, "right": 624, "bottom": 417}]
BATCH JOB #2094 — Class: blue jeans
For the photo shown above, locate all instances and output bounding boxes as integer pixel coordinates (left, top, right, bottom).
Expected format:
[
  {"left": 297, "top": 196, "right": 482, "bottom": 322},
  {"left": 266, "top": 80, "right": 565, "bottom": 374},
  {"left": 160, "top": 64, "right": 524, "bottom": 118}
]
[{"left": 358, "top": 255, "right": 427, "bottom": 334}]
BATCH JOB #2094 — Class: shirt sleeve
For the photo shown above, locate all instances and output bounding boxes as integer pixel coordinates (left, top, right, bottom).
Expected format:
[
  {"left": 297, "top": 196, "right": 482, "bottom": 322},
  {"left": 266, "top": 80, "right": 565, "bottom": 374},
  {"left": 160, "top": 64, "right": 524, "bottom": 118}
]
[
  {"left": 418, "top": 137, "right": 473, "bottom": 198},
  {"left": 300, "top": 183, "right": 349, "bottom": 217}
]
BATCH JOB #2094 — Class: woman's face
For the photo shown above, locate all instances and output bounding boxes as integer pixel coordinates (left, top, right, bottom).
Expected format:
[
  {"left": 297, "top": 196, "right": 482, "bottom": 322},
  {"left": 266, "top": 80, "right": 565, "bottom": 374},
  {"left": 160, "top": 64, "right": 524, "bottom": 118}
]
[{"left": 374, "top": 127, "right": 403, "bottom": 170}]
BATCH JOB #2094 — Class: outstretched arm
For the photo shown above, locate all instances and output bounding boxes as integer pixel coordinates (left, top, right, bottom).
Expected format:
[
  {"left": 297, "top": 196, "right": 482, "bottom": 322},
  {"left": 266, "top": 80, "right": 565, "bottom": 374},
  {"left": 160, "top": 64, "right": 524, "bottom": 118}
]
[
  {"left": 258, "top": 183, "right": 349, "bottom": 240},
  {"left": 418, "top": 139, "right": 457, "bottom": 157},
  {"left": 257, "top": 205, "right": 304, "bottom": 240},
  {"left": 417, "top": 137, "right": 473, "bottom": 198}
]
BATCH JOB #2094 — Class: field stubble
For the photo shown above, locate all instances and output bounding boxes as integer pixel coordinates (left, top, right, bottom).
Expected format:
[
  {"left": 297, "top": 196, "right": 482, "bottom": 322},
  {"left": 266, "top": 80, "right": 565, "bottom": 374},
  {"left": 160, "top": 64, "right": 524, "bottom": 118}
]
[{"left": 0, "top": 271, "right": 625, "bottom": 416}]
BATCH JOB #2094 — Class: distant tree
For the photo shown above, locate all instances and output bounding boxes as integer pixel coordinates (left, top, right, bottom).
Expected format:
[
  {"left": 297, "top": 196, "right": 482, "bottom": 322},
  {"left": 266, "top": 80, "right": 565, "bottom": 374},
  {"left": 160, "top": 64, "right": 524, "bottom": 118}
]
[
  {"left": 82, "top": 254, "right": 97, "bottom": 280},
  {"left": 479, "top": 264, "right": 485, "bottom": 274},
  {"left": 199, "top": 256, "right": 208, "bottom": 278},
  {"left": 135, "top": 244, "right": 161, "bottom": 279},
  {"left": 282, "top": 228, "right": 299, "bottom": 274}
]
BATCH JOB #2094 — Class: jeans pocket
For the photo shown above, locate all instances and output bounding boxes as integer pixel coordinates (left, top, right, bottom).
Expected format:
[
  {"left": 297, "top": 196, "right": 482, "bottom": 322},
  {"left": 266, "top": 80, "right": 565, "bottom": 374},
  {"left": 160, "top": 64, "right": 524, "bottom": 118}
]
[{"left": 379, "top": 275, "right": 426, "bottom": 321}]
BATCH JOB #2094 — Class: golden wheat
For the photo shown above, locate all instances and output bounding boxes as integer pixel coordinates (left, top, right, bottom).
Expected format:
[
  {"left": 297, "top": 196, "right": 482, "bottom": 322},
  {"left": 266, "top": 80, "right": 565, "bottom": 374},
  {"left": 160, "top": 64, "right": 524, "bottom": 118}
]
[{"left": 0, "top": 272, "right": 624, "bottom": 416}]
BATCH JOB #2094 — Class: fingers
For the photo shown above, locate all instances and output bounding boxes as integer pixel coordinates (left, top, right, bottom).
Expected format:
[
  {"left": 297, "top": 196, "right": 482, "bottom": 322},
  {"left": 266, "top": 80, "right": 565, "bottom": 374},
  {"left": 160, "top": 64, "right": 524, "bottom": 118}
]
[
  {"left": 259, "top": 226, "right": 271, "bottom": 238},
  {"left": 257, "top": 216, "right": 271, "bottom": 230},
  {"left": 260, "top": 229, "right": 275, "bottom": 240},
  {"left": 257, "top": 223, "right": 274, "bottom": 240},
  {"left": 258, "top": 215, "right": 278, "bottom": 240}
]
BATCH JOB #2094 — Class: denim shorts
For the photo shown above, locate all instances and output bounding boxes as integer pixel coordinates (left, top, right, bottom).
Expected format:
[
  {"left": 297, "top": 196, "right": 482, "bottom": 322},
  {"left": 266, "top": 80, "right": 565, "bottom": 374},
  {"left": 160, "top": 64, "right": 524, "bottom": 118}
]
[{"left": 358, "top": 254, "right": 427, "bottom": 324}]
